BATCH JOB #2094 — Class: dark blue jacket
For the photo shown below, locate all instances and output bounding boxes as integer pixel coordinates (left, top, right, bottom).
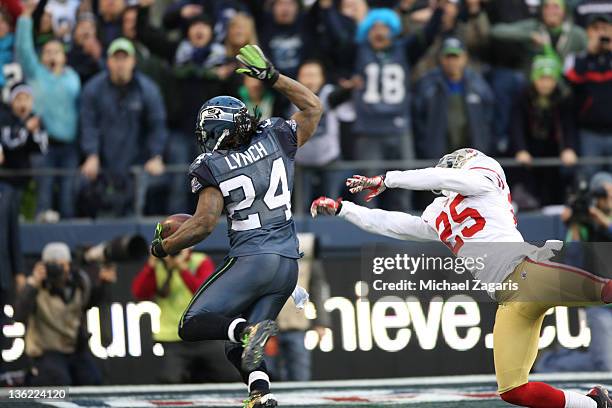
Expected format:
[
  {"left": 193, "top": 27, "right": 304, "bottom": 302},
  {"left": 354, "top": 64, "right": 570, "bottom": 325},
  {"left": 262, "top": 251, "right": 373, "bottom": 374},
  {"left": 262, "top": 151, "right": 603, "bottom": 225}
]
[
  {"left": 412, "top": 67, "right": 494, "bottom": 159},
  {"left": 80, "top": 71, "right": 168, "bottom": 174}
]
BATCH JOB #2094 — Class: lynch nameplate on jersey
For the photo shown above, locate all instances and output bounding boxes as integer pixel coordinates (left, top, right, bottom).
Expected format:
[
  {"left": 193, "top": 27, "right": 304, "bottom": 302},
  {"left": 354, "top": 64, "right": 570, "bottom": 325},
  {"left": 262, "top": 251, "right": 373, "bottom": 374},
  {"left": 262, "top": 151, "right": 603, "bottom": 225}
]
[
  {"left": 224, "top": 141, "right": 269, "bottom": 170},
  {"left": 200, "top": 134, "right": 281, "bottom": 177}
]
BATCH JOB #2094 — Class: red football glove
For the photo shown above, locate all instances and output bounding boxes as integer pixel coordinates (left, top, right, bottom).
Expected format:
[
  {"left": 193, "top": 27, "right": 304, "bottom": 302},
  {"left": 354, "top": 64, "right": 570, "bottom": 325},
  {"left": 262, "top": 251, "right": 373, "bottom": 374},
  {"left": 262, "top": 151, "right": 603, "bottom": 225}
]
[
  {"left": 346, "top": 174, "right": 386, "bottom": 202},
  {"left": 310, "top": 196, "right": 342, "bottom": 218}
]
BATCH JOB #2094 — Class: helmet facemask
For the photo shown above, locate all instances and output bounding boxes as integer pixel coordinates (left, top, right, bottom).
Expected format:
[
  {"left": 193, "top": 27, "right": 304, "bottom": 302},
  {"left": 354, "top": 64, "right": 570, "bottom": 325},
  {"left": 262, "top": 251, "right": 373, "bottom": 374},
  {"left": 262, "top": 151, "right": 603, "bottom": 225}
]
[{"left": 195, "top": 107, "right": 259, "bottom": 153}]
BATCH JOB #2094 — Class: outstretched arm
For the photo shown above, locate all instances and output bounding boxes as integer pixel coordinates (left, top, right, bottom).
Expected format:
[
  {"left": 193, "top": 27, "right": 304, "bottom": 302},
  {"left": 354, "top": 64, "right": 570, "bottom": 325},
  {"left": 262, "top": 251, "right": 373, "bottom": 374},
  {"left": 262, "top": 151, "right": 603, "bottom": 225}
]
[
  {"left": 347, "top": 167, "right": 499, "bottom": 201},
  {"left": 384, "top": 168, "right": 499, "bottom": 195},
  {"left": 235, "top": 44, "right": 322, "bottom": 146},
  {"left": 310, "top": 197, "right": 438, "bottom": 241},
  {"left": 152, "top": 187, "right": 223, "bottom": 257},
  {"left": 273, "top": 75, "right": 323, "bottom": 147}
]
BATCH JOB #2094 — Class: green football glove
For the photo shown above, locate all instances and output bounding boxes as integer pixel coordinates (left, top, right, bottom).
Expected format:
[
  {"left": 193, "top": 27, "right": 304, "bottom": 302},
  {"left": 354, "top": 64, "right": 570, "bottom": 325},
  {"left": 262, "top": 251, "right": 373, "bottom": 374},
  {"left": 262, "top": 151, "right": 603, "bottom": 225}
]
[
  {"left": 236, "top": 44, "right": 279, "bottom": 85},
  {"left": 150, "top": 222, "right": 168, "bottom": 258}
]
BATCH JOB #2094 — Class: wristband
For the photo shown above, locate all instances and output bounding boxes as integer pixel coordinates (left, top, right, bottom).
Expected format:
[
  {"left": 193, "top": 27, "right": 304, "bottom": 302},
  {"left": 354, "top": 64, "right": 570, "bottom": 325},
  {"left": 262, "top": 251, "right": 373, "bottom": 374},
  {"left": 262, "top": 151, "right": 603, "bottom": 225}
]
[{"left": 267, "top": 69, "right": 280, "bottom": 86}]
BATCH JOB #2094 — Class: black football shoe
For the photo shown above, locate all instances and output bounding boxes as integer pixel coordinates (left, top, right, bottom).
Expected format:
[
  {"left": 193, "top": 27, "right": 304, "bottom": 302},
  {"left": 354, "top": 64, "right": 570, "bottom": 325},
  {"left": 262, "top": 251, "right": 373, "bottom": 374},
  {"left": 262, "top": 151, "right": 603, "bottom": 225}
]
[
  {"left": 240, "top": 320, "right": 278, "bottom": 372},
  {"left": 243, "top": 391, "right": 278, "bottom": 408}
]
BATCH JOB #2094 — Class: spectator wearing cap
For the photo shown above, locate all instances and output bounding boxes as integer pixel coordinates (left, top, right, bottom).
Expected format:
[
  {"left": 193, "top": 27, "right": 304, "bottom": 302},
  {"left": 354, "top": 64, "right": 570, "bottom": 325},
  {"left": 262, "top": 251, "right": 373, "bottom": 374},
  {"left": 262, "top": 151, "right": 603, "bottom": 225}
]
[
  {"left": 352, "top": 5, "right": 443, "bottom": 210},
  {"left": 487, "top": 0, "right": 586, "bottom": 155},
  {"left": 0, "top": 83, "right": 48, "bottom": 313},
  {"left": 510, "top": 55, "right": 577, "bottom": 208},
  {"left": 413, "top": 37, "right": 494, "bottom": 159},
  {"left": 15, "top": 2, "right": 80, "bottom": 220},
  {"left": 411, "top": 0, "right": 491, "bottom": 79},
  {"left": 79, "top": 38, "right": 167, "bottom": 217},
  {"left": 13, "top": 242, "right": 116, "bottom": 386},
  {"left": 565, "top": 14, "right": 612, "bottom": 176}
]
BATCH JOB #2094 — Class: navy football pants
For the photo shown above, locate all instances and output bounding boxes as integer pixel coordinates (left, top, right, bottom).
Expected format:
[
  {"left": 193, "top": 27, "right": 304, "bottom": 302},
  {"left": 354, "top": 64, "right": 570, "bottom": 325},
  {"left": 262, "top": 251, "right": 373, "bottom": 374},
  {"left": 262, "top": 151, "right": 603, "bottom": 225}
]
[{"left": 178, "top": 253, "right": 298, "bottom": 382}]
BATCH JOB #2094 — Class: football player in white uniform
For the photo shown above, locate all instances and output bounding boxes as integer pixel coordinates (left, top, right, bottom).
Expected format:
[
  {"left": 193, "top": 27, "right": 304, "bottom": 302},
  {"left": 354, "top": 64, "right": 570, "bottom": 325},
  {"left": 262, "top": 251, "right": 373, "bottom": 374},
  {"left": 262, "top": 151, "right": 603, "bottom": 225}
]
[{"left": 311, "top": 148, "right": 612, "bottom": 408}]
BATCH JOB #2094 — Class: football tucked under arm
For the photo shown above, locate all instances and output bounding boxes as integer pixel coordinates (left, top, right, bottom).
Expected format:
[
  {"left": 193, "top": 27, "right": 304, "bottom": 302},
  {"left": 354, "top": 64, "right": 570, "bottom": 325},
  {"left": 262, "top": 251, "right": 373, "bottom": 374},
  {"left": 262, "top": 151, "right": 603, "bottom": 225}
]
[
  {"left": 337, "top": 201, "right": 438, "bottom": 242},
  {"left": 384, "top": 167, "right": 499, "bottom": 196}
]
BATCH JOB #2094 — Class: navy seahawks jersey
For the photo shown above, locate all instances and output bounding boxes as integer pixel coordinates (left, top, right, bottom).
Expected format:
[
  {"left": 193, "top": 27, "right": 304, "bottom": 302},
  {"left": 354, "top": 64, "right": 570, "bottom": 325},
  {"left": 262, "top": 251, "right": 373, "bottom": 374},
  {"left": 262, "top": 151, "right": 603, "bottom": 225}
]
[
  {"left": 353, "top": 41, "right": 411, "bottom": 136},
  {"left": 189, "top": 117, "right": 300, "bottom": 259}
]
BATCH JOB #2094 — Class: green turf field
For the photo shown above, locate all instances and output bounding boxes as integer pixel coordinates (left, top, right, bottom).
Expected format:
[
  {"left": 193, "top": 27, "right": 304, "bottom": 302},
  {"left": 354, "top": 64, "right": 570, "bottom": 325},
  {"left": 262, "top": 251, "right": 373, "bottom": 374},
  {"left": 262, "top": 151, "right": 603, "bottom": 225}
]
[{"left": 1, "top": 373, "right": 611, "bottom": 407}]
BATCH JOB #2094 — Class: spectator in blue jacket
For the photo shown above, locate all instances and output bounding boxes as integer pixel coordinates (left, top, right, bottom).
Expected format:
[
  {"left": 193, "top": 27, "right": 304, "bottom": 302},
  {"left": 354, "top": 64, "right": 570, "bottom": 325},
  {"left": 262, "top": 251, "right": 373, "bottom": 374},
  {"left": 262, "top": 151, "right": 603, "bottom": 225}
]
[
  {"left": 413, "top": 37, "right": 494, "bottom": 159},
  {"left": 79, "top": 38, "right": 167, "bottom": 217},
  {"left": 15, "top": 3, "right": 80, "bottom": 221}
]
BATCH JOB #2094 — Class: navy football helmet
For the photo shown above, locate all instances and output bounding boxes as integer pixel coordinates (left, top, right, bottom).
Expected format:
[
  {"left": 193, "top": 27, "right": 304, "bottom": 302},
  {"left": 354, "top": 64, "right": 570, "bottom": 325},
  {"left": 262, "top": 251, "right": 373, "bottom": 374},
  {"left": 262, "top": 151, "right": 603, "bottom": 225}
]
[{"left": 195, "top": 96, "right": 257, "bottom": 153}]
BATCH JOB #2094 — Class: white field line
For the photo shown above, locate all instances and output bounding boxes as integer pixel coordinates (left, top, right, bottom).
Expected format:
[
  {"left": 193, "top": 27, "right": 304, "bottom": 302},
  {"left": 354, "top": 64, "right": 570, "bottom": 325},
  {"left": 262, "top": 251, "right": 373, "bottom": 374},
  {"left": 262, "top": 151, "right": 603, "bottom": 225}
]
[{"left": 44, "top": 372, "right": 612, "bottom": 396}]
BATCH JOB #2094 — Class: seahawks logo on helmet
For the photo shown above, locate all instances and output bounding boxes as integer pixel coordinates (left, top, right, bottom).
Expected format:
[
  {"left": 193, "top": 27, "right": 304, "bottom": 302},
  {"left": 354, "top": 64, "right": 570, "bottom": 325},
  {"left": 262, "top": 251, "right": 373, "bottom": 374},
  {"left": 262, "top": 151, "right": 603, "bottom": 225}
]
[{"left": 200, "top": 107, "right": 222, "bottom": 120}]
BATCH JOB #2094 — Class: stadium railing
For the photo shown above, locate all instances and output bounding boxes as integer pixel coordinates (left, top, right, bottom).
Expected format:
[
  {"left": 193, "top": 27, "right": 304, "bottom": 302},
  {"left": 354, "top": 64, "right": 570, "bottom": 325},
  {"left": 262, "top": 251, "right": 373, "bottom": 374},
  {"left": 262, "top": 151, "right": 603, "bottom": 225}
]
[{"left": 1, "top": 156, "right": 611, "bottom": 217}]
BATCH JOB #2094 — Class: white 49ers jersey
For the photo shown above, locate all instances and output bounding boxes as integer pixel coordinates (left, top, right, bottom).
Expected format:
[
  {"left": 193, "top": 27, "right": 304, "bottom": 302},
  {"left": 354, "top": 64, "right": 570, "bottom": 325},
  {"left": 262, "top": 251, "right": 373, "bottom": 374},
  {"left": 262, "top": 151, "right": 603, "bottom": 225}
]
[{"left": 339, "top": 154, "right": 539, "bottom": 289}]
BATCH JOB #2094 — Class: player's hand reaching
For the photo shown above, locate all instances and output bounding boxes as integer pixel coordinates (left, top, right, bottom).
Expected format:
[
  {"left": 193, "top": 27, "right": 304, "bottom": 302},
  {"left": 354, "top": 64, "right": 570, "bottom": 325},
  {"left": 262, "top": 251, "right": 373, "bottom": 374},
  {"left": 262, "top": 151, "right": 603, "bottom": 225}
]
[
  {"left": 310, "top": 196, "right": 342, "bottom": 218},
  {"left": 346, "top": 174, "right": 386, "bottom": 202},
  {"left": 235, "top": 44, "right": 279, "bottom": 85}
]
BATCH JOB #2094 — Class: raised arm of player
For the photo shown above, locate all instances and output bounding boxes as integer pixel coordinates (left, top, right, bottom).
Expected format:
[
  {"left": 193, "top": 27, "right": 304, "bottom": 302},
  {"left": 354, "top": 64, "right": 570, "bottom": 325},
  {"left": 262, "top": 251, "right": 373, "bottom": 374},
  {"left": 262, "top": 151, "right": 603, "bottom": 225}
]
[
  {"left": 310, "top": 197, "right": 438, "bottom": 241},
  {"left": 273, "top": 75, "right": 323, "bottom": 147},
  {"left": 151, "top": 187, "right": 223, "bottom": 257},
  {"left": 235, "top": 44, "right": 322, "bottom": 147},
  {"left": 347, "top": 167, "right": 498, "bottom": 202}
]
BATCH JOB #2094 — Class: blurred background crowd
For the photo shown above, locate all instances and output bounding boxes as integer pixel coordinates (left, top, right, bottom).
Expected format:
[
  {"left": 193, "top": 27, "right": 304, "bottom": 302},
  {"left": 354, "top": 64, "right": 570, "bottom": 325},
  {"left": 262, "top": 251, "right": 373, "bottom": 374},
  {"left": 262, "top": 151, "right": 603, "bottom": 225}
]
[{"left": 0, "top": 0, "right": 610, "bottom": 222}]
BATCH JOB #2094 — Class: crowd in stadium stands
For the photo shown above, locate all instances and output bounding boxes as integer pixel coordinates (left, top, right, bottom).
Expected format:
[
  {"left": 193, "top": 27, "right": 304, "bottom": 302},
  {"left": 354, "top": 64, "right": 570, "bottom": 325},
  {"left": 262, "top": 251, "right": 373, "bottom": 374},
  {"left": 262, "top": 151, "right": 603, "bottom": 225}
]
[{"left": 0, "top": 0, "right": 610, "bottom": 219}]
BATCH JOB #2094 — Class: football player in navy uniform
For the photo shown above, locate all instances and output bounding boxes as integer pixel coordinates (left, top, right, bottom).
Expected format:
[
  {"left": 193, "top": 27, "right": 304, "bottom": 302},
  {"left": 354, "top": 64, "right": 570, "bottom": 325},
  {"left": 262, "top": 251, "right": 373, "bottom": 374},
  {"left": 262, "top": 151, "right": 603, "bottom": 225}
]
[{"left": 150, "top": 44, "right": 322, "bottom": 408}]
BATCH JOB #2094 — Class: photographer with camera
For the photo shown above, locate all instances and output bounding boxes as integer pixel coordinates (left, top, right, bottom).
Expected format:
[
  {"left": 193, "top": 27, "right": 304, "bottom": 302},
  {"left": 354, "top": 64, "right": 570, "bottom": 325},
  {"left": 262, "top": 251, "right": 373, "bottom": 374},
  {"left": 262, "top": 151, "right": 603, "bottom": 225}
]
[
  {"left": 565, "top": 14, "right": 612, "bottom": 177},
  {"left": 13, "top": 242, "right": 116, "bottom": 386},
  {"left": 132, "top": 248, "right": 237, "bottom": 383},
  {"left": 563, "top": 172, "right": 612, "bottom": 242},
  {"left": 536, "top": 172, "right": 612, "bottom": 373}
]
